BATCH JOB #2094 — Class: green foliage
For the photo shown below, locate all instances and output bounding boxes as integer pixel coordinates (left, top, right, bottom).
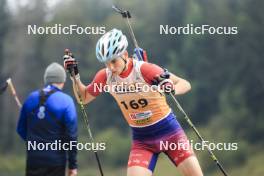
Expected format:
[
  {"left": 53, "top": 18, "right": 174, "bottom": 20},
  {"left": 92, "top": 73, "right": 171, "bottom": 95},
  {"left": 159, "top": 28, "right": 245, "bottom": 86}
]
[{"left": 96, "top": 128, "right": 131, "bottom": 166}]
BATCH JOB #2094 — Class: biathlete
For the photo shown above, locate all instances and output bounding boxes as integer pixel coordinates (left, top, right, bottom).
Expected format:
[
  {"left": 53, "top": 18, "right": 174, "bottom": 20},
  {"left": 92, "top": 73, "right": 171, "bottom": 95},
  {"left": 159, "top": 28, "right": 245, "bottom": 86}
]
[{"left": 64, "top": 28, "right": 203, "bottom": 176}]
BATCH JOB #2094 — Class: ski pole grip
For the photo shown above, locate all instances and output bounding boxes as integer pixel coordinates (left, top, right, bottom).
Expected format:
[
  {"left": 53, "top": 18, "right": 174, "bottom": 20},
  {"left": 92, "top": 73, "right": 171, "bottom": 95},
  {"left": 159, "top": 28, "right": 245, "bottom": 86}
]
[
  {"left": 64, "top": 48, "right": 73, "bottom": 60},
  {"left": 122, "top": 11, "right": 131, "bottom": 18},
  {"left": 112, "top": 5, "right": 131, "bottom": 18}
]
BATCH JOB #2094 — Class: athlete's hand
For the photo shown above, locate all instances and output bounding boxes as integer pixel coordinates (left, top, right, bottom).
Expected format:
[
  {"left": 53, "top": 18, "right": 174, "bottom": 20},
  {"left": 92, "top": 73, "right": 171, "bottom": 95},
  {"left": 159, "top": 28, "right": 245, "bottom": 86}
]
[
  {"left": 68, "top": 168, "right": 77, "bottom": 176},
  {"left": 63, "top": 49, "right": 79, "bottom": 77},
  {"left": 152, "top": 69, "right": 175, "bottom": 94}
]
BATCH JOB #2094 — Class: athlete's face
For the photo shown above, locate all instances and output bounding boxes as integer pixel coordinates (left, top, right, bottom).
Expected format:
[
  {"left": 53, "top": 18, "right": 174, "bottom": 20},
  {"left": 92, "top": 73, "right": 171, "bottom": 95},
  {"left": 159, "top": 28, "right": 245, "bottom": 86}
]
[{"left": 105, "top": 51, "right": 128, "bottom": 75}]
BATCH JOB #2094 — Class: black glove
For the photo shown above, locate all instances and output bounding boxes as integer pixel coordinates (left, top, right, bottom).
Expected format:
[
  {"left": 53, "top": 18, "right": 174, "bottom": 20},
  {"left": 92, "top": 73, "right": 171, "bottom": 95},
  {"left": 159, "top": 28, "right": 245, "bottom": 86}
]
[
  {"left": 151, "top": 69, "right": 175, "bottom": 94},
  {"left": 63, "top": 49, "right": 79, "bottom": 77}
]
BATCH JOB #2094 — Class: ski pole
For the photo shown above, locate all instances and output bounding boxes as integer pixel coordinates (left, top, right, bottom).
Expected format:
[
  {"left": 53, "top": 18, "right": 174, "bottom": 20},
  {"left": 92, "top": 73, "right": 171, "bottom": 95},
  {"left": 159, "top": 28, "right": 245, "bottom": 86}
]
[
  {"left": 112, "top": 5, "right": 146, "bottom": 62},
  {"left": 169, "top": 92, "right": 229, "bottom": 176},
  {"left": 112, "top": 5, "right": 139, "bottom": 48},
  {"left": 64, "top": 49, "right": 104, "bottom": 176},
  {"left": 0, "top": 78, "right": 22, "bottom": 109}
]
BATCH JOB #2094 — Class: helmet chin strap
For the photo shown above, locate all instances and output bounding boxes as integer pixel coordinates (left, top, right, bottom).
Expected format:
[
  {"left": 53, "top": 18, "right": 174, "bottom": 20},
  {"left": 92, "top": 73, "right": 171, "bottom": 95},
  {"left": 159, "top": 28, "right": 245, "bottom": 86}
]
[{"left": 121, "top": 56, "right": 127, "bottom": 73}]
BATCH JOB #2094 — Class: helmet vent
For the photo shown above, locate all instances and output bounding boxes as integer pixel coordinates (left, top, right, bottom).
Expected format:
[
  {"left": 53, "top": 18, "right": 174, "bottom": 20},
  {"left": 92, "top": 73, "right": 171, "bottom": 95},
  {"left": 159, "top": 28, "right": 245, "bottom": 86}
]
[
  {"left": 113, "top": 46, "right": 118, "bottom": 55},
  {"left": 113, "top": 39, "right": 116, "bottom": 46},
  {"left": 101, "top": 44, "right": 105, "bottom": 55},
  {"left": 107, "top": 41, "right": 110, "bottom": 48},
  {"left": 120, "top": 45, "right": 125, "bottom": 53}
]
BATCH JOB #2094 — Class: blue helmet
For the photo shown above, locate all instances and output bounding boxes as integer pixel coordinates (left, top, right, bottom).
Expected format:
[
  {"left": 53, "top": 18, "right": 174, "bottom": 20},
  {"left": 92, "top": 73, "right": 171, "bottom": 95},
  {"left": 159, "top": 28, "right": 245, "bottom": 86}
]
[{"left": 96, "top": 28, "right": 128, "bottom": 63}]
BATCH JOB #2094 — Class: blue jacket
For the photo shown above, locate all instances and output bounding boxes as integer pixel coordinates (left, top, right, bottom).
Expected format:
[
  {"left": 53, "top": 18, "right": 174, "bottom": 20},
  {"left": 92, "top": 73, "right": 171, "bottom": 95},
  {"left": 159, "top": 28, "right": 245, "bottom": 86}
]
[{"left": 17, "top": 85, "right": 78, "bottom": 169}]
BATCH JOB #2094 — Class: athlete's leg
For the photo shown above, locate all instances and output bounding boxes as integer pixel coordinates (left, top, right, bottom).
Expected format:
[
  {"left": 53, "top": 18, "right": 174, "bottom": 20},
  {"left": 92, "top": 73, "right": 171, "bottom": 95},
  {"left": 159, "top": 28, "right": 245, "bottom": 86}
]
[
  {"left": 127, "top": 147, "right": 159, "bottom": 176},
  {"left": 163, "top": 130, "right": 203, "bottom": 176},
  {"left": 177, "top": 156, "right": 203, "bottom": 176},
  {"left": 127, "top": 166, "right": 152, "bottom": 176}
]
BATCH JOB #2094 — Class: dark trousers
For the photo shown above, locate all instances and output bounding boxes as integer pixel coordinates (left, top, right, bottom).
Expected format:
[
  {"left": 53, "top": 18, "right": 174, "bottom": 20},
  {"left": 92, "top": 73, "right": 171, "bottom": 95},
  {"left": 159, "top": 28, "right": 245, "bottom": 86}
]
[{"left": 26, "top": 165, "right": 66, "bottom": 176}]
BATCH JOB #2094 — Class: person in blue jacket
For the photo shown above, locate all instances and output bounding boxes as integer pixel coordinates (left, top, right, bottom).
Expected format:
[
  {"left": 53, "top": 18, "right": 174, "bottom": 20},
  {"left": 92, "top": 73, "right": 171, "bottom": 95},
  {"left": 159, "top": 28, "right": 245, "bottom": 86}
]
[{"left": 17, "top": 62, "right": 78, "bottom": 176}]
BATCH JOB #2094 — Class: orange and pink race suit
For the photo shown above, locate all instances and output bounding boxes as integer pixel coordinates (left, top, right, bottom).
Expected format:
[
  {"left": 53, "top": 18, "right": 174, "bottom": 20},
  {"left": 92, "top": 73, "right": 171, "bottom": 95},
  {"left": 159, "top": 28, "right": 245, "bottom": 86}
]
[{"left": 86, "top": 58, "right": 194, "bottom": 172}]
